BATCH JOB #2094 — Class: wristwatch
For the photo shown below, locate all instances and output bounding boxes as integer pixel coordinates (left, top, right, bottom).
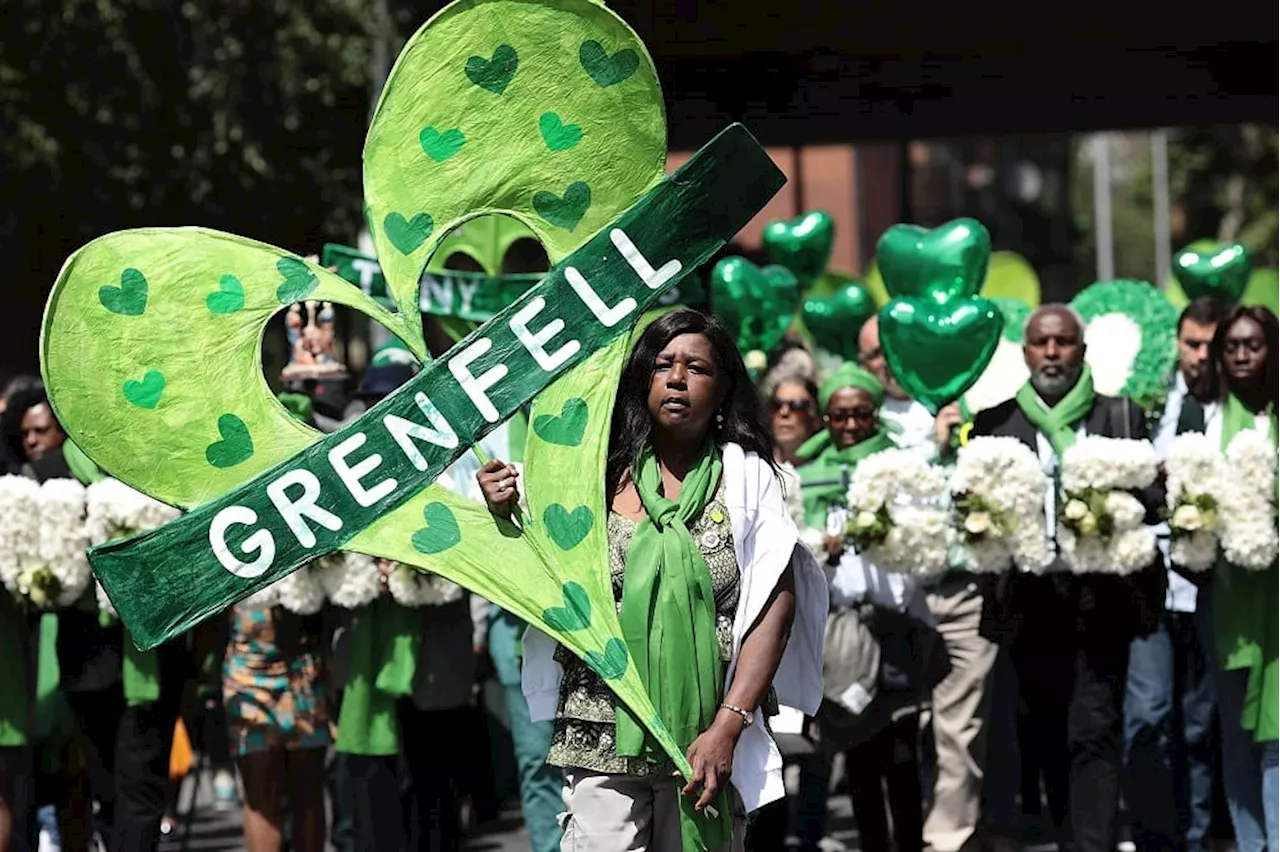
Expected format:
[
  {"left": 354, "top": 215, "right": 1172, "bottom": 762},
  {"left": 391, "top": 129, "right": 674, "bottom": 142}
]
[{"left": 719, "top": 702, "right": 754, "bottom": 728}]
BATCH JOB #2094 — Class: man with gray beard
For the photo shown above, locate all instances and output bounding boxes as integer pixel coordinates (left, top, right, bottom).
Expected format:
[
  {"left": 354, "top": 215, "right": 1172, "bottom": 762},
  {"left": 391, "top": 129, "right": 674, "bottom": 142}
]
[{"left": 971, "top": 305, "right": 1165, "bottom": 852}]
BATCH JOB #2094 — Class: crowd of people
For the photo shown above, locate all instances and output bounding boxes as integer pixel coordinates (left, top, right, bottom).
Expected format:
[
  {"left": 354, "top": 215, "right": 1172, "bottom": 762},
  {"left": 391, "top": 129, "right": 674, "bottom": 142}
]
[{"left": 0, "top": 291, "right": 1275, "bottom": 852}]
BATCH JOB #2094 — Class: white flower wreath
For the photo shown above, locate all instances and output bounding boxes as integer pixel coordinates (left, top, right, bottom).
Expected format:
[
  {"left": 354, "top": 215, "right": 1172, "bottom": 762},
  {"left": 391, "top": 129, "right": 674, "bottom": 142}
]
[
  {"left": 1164, "top": 432, "right": 1226, "bottom": 572},
  {"left": 0, "top": 476, "right": 91, "bottom": 609},
  {"left": 1058, "top": 436, "right": 1158, "bottom": 574},
  {"left": 1217, "top": 429, "right": 1279, "bottom": 571},
  {"left": 314, "top": 550, "right": 464, "bottom": 609},
  {"left": 950, "top": 437, "right": 1052, "bottom": 573},
  {"left": 86, "top": 478, "right": 182, "bottom": 617},
  {"left": 845, "top": 448, "right": 953, "bottom": 575}
]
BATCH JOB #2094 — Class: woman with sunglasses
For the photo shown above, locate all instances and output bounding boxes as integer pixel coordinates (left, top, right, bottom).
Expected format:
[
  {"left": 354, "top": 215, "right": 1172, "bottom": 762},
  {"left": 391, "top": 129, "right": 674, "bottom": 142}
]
[
  {"left": 767, "top": 377, "right": 822, "bottom": 468},
  {"left": 795, "top": 362, "right": 930, "bottom": 852}
]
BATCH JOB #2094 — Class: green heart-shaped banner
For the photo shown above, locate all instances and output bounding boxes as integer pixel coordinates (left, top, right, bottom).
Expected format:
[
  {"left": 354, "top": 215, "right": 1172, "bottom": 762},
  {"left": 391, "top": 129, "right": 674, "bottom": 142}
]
[
  {"left": 762, "top": 211, "right": 835, "bottom": 285},
  {"left": 878, "top": 296, "right": 1004, "bottom": 415},
  {"left": 876, "top": 217, "right": 991, "bottom": 304},
  {"left": 1172, "top": 242, "right": 1252, "bottom": 304},
  {"left": 801, "top": 279, "right": 875, "bottom": 361},
  {"left": 708, "top": 256, "right": 797, "bottom": 354},
  {"left": 45, "top": 0, "right": 788, "bottom": 786}
]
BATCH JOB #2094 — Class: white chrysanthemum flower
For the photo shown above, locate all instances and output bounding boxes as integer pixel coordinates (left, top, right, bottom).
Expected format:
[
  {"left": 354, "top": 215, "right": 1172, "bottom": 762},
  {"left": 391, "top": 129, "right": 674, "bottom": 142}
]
[
  {"left": 388, "top": 563, "right": 465, "bottom": 607},
  {"left": 35, "top": 479, "right": 91, "bottom": 608},
  {"left": 315, "top": 552, "right": 382, "bottom": 609},
  {"left": 1217, "top": 430, "right": 1279, "bottom": 571},
  {"left": 1105, "top": 492, "right": 1146, "bottom": 531},
  {"left": 1061, "top": 436, "right": 1158, "bottom": 493},
  {"left": 846, "top": 448, "right": 953, "bottom": 575},
  {"left": 275, "top": 565, "right": 326, "bottom": 615},
  {"left": 950, "top": 437, "right": 1051, "bottom": 573},
  {"left": 0, "top": 475, "right": 41, "bottom": 596},
  {"left": 1172, "top": 530, "right": 1218, "bottom": 573}
]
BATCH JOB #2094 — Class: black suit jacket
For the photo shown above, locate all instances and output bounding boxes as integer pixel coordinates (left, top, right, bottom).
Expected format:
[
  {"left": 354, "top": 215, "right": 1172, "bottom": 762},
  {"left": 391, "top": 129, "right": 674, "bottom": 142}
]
[{"left": 972, "top": 393, "right": 1167, "bottom": 644}]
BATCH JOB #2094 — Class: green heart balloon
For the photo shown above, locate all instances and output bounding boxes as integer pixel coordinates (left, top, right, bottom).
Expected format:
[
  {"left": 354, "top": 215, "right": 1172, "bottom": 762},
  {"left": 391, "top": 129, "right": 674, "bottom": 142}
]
[
  {"left": 878, "top": 296, "right": 1004, "bottom": 415},
  {"left": 876, "top": 217, "right": 991, "bottom": 304},
  {"left": 709, "top": 256, "right": 798, "bottom": 353},
  {"left": 1172, "top": 242, "right": 1252, "bottom": 304},
  {"left": 762, "top": 211, "right": 835, "bottom": 285},
  {"left": 802, "top": 281, "right": 875, "bottom": 361}
]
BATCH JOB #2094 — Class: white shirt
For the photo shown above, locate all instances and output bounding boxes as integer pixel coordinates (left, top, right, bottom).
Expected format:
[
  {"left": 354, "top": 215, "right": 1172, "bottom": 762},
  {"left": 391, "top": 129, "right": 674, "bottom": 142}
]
[
  {"left": 880, "top": 396, "right": 938, "bottom": 460},
  {"left": 521, "top": 444, "right": 829, "bottom": 813}
]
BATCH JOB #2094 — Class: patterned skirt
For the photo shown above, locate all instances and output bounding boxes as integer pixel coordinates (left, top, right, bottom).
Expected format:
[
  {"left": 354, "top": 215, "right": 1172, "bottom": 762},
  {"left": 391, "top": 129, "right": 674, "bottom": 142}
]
[{"left": 223, "top": 604, "right": 331, "bottom": 757}]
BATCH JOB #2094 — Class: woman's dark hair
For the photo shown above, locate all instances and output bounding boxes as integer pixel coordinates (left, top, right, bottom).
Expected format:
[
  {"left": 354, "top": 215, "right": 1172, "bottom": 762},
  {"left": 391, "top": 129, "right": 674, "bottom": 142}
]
[
  {"left": 1208, "top": 304, "right": 1278, "bottom": 409},
  {"left": 606, "top": 309, "right": 776, "bottom": 497},
  {"left": 1, "top": 383, "right": 51, "bottom": 471}
]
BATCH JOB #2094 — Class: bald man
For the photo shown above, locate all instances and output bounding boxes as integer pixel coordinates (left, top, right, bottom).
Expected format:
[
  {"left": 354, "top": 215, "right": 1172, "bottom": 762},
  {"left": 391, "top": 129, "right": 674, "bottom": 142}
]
[
  {"left": 971, "top": 304, "right": 1165, "bottom": 852},
  {"left": 859, "top": 314, "right": 997, "bottom": 852}
]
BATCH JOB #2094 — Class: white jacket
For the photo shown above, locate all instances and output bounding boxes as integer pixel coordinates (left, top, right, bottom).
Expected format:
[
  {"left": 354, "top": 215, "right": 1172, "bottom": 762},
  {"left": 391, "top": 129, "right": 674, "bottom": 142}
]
[{"left": 521, "top": 443, "right": 829, "bottom": 812}]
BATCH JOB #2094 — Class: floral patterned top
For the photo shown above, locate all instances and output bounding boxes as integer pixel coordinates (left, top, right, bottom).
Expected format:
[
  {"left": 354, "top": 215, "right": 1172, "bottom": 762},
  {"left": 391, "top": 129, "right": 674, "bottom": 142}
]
[{"left": 547, "top": 482, "right": 753, "bottom": 776}]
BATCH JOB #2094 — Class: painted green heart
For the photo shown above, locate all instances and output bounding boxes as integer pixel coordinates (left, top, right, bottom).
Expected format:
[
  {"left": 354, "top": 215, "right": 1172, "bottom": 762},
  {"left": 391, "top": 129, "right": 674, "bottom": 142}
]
[
  {"left": 206, "top": 274, "right": 245, "bottom": 314},
  {"left": 709, "top": 256, "right": 798, "bottom": 354},
  {"left": 544, "top": 503, "right": 594, "bottom": 551},
  {"left": 542, "top": 581, "right": 591, "bottom": 632},
  {"left": 585, "top": 637, "right": 629, "bottom": 680},
  {"left": 384, "top": 212, "right": 435, "bottom": 255},
  {"left": 539, "top": 112, "right": 583, "bottom": 152},
  {"left": 1173, "top": 242, "right": 1252, "bottom": 304},
  {"left": 419, "top": 126, "right": 466, "bottom": 162},
  {"left": 275, "top": 257, "right": 318, "bottom": 304},
  {"left": 762, "top": 211, "right": 835, "bottom": 285},
  {"left": 410, "top": 501, "right": 462, "bottom": 555},
  {"left": 579, "top": 40, "right": 638, "bottom": 87},
  {"left": 99, "top": 268, "right": 149, "bottom": 316},
  {"left": 122, "top": 371, "right": 165, "bottom": 409},
  {"left": 465, "top": 44, "right": 518, "bottom": 94},
  {"left": 876, "top": 217, "right": 991, "bottom": 304},
  {"left": 533, "top": 397, "right": 588, "bottom": 447},
  {"left": 802, "top": 280, "right": 875, "bottom": 361},
  {"left": 205, "top": 413, "right": 254, "bottom": 468},
  {"left": 533, "top": 182, "right": 591, "bottom": 232},
  {"left": 878, "top": 296, "right": 1004, "bottom": 415}
]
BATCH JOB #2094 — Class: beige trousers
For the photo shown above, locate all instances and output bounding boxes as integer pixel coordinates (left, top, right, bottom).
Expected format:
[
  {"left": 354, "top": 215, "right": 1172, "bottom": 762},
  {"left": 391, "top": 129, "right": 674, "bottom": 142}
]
[
  {"left": 560, "top": 767, "right": 746, "bottom": 852},
  {"left": 923, "top": 574, "right": 999, "bottom": 852}
]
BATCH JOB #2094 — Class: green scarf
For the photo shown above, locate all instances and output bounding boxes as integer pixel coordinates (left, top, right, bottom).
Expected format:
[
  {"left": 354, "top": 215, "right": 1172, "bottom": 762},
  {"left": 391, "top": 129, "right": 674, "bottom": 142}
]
[
  {"left": 334, "top": 595, "right": 419, "bottom": 755},
  {"left": 616, "top": 442, "right": 731, "bottom": 851},
  {"left": 1218, "top": 388, "right": 1269, "bottom": 447},
  {"left": 1014, "top": 363, "right": 1096, "bottom": 457},
  {"left": 796, "top": 430, "right": 897, "bottom": 528}
]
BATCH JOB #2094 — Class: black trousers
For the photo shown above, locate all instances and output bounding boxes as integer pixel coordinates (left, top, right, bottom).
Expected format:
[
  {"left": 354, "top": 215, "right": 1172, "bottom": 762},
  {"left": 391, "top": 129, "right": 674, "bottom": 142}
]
[
  {"left": 346, "top": 703, "right": 472, "bottom": 852},
  {"left": 846, "top": 712, "right": 923, "bottom": 852},
  {"left": 1007, "top": 576, "right": 1133, "bottom": 852},
  {"left": 65, "top": 651, "right": 186, "bottom": 852}
]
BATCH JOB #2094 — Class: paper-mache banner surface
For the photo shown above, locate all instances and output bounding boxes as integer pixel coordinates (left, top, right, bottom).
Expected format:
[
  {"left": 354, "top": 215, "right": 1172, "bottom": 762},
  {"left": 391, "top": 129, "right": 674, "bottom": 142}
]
[{"left": 40, "top": 0, "right": 785, "bottom": 776}]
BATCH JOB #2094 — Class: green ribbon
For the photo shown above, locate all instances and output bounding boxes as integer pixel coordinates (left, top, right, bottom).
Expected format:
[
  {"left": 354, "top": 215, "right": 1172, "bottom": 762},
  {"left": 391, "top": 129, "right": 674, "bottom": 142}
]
[
  {"left": 1014, "top": 363, "right": 1096, "bottom": 458},
  {"left": 61, "top": 439, "right": 103, "bottom": 485},
  {"left": 796, "top": 430, "right": 897, "bottom": 529},
  {"left": 616, "top": 442, "right": 731, "bottom": 851},
  {"left": 335, "top": 595, "right": 419, "bottom": 755}
]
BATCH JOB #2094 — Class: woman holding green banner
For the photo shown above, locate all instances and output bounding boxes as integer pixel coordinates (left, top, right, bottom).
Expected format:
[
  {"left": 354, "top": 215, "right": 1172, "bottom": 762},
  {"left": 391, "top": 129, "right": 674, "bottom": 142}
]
[{"left": 479, "top": 310, "right": 826, "bottom": 851}]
